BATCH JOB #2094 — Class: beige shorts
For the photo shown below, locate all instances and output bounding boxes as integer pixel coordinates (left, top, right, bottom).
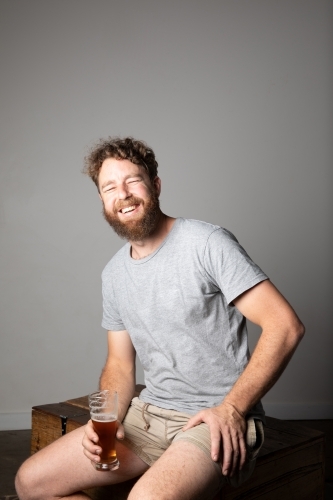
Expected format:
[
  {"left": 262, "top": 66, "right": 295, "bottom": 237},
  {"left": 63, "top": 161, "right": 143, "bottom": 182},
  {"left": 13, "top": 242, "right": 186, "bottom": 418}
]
[{"left": 122, "top": 397, "right": 264, "bottom": 489}]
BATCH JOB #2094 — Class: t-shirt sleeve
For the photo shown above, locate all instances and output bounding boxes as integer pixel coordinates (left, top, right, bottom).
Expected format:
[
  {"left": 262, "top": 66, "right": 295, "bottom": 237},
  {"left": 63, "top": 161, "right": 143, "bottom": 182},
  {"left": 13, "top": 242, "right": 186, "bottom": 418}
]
[
  {"left": 203, "top": 228, "right": 268, "bottom": 305},
  {"left": 101, "top": 267, "right": 126, "bottom": 331}
]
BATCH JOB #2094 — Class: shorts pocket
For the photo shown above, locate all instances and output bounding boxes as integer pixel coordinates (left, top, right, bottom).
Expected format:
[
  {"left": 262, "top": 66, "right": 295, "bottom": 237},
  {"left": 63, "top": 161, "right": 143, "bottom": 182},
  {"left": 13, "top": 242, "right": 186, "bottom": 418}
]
[{"left": 246, "top": 418, "right": 264, "bottom": 461}]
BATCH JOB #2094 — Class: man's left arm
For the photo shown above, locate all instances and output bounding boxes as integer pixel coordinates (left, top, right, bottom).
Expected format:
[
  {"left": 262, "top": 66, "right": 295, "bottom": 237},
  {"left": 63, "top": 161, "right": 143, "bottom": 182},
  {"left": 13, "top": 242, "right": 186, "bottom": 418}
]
[{"left": 183, "top": 279, "right": 305, "bottom": 477}]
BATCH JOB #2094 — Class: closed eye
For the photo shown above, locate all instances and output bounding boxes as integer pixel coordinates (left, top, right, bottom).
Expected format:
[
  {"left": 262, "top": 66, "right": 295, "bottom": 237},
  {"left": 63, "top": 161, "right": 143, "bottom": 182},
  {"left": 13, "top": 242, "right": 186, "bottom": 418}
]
[{"left": 127, "top": 178, "right": 141, "bottom": 184}]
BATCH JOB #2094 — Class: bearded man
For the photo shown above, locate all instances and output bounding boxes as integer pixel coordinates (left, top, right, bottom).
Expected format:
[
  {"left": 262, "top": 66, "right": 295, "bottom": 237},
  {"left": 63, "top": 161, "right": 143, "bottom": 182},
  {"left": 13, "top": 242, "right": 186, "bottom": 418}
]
[{"left": 16, "top": 137, "right": 304, "bottom": 500}]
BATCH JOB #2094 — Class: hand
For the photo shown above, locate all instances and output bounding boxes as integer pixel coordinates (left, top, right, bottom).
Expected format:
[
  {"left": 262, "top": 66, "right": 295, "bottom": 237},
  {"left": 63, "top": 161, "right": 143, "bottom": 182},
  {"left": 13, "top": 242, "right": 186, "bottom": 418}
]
[
  {"left": 82, "top": 419, "right": 125, "bottom": 465},
  {"left": 182, "top": 402, "right": 246, "bottom": 477},
  {"left": 82, "top": 420, "right": 101, "bottom": 465}
]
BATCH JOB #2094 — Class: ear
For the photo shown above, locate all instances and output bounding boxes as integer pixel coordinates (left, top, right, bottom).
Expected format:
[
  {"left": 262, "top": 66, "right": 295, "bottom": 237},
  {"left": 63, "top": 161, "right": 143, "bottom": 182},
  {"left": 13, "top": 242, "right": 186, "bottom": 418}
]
[{"left": 153, "top": 176, "right": 161, "bottom": 197}]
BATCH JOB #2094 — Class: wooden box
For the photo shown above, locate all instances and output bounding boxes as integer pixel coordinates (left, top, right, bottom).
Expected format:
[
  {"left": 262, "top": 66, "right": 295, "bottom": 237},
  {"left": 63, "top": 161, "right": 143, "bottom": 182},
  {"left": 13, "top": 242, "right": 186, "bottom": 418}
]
[
  {"left": 31, "top": 400, "right": 90, "bottom": 453},
  {"left": 31, "top": 386, "right": 145, "bottom": 455},
  {"left": 222, "top": 418, "right": 325, "bottom": 499},
  {"left": 31, "top": 391, "right": 325, "bottom": 500}
]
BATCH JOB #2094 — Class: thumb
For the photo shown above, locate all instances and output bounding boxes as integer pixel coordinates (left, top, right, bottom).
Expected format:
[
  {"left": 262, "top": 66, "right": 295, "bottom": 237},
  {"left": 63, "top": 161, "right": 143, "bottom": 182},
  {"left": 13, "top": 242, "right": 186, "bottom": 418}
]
[
  {"left": 182, "top": 413, "right": 203, "bottom": 432},
  {"left": 116, "top": 421, "right": 125, "bottom": 440}
]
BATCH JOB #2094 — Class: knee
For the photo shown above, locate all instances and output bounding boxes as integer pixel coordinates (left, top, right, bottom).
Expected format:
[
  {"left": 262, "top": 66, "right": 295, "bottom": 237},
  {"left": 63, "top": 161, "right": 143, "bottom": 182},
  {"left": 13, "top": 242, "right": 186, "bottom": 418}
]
[
  {"left": 15, "top": 462, "right": 31, "bottom": 500},
  {"left": 15, "top": 460, "right": 40, "bottom": 500}
]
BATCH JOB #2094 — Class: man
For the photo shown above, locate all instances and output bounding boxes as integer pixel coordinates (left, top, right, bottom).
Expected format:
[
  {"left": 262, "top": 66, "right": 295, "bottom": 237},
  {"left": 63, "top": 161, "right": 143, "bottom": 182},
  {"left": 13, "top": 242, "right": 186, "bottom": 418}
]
[{"left": 16, "top": 137, "right": 304, "bottom": 500}]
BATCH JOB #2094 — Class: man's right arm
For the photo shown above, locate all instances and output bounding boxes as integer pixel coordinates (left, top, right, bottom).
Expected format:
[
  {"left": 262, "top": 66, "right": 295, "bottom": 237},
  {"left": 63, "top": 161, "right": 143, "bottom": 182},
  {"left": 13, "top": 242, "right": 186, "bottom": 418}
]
[
  {"left": 82, "top": 329, "right": 136, "bottom": 463},
  {"left": 99, "top": 329, "right": 136, "bottom": 424}
]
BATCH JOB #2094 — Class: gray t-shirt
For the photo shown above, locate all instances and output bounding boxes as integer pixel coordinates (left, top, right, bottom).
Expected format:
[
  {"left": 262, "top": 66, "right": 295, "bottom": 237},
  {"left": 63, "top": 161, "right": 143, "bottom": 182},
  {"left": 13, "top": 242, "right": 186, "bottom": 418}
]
[{"left": 102, "top": 218, "right": 268, "bottom": 419}]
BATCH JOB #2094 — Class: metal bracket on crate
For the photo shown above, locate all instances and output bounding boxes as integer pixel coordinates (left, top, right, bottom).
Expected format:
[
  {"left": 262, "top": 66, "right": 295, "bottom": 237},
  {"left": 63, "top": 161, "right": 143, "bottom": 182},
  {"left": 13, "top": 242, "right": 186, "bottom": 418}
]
[
  {"left": 60, "top": 415, "right": 67, "bottom": 435},
  {"left": 59, "top": 412, "right": 87, "bottom": 435}
]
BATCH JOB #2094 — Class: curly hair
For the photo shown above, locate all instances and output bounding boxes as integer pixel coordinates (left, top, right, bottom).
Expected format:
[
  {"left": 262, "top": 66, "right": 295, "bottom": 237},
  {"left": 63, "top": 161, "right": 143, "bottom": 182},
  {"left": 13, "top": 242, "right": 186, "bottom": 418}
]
[{"left": 83, "top": 136, "right": 158, "bottom": 190}]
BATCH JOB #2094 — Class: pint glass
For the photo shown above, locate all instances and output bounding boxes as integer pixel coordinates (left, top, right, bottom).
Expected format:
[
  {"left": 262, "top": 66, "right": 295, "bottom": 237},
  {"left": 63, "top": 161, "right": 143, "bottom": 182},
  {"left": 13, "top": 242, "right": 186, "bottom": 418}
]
[{"left": 88, "top": 390, "right": 120, "bottom": 471}]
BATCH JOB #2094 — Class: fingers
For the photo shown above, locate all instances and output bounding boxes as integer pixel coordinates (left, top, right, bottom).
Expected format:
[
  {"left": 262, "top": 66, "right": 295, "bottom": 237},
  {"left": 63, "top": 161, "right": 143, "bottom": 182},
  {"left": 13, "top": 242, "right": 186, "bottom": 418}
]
[
  {"left": 183, "top": 407, "right": 248, "bottom": 477},
  {"left": 82, "top": 420, "right": 102, "bottom": 464},
  {"left": 210, "top": 421, "right": 223, "bottom": 462},
  {"left": 182, "top": 410, "right": 239, "bottom": 474},
  {"left": 220, "top": 431, "right": 233, "bottom": 475},
  {"left": 82, "top": 419, "right": 125, "bottom": 465},
  {"left": 182, "top": 413, "right": 202, "bottom": 431},
  {"left": 238, "top": 434, "right": 247, "bottom": 470},
  {"left": 221, "top": 429, "right": 247, "bottom": 477}
]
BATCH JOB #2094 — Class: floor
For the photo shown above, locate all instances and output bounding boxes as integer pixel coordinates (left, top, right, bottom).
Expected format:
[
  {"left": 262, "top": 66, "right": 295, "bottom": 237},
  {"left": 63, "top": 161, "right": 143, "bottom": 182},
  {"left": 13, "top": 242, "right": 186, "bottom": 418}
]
[{"left": 1, "top": 420, "right": 332, "bottom": 499}]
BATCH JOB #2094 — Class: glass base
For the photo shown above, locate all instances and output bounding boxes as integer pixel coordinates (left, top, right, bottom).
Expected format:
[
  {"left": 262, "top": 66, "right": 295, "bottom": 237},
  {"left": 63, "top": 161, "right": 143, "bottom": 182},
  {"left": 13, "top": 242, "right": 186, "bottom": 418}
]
[{"left": 94, "top": 459, "right": 120, "bottom": 471}]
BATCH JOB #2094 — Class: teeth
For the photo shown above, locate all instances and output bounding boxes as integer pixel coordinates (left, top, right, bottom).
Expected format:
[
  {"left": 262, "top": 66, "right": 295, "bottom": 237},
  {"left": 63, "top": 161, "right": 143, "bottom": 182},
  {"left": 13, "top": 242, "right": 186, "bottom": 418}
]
[{"left": 121, "top": 205, "right": 135, "bottom": 214}]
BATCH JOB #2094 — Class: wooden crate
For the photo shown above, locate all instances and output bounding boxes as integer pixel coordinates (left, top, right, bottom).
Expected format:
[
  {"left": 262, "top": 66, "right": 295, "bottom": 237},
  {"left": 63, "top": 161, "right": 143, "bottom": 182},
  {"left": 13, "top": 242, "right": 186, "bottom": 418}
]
[
  {"left": 31, "top": 390, "right": 325, "bottom": 500},
  {"left": 31, "top": 385, "right": 145, "bottom": 454},
  {"left": 31, "top": 401, "right": 90, "bottom": 454},
  {"left": 222, "top": 418, "right": 325, "bottom": 500}
]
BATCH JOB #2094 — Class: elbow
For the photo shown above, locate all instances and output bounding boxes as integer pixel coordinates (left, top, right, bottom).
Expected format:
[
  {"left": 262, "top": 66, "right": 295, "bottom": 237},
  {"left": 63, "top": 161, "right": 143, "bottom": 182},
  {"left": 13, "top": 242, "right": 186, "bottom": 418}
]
[{"left": 292, "top": 318, "right": 305, "bottom": 345}]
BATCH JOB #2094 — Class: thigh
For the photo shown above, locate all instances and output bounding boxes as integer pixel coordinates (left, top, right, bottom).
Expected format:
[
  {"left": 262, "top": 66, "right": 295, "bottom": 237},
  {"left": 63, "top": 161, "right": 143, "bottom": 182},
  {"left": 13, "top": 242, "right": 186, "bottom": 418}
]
[
  {"left": 173, "top": 416, "right": 264, "bottom": 489},
  {"left": 16, "top": 425, "right": 149, "bottom": 499},
  {"left": 128, "top": 439, "right": 224, "bottom": 500}
]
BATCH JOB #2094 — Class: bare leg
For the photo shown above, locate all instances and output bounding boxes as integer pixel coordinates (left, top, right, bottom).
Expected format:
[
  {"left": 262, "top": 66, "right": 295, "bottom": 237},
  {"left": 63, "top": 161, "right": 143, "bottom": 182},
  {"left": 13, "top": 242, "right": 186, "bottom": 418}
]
[
  {"left": 15, "top": 426, "right": 149, "bottom": 500},
  {"left": 128, "top": 440, "right": 223, "bottom": 500}
]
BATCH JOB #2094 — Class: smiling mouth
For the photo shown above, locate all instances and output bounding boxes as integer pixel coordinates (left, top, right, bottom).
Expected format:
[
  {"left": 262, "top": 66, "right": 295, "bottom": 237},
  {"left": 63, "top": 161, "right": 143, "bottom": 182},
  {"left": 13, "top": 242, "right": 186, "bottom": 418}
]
[{"left": 119, "top": 205, "right": 137, "bottom": 214}]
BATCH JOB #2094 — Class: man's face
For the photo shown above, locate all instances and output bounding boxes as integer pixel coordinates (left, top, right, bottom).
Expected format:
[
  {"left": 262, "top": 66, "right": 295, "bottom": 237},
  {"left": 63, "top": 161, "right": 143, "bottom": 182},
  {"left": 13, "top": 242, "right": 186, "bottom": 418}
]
[{"left": 98, "top": 158, "right": 161, "bottom": 241}]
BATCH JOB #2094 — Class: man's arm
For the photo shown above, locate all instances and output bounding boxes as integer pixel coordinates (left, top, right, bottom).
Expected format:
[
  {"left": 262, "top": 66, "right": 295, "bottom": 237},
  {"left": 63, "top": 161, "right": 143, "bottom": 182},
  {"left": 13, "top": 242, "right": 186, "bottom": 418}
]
[
  {"left": 223, "top": 280, "right": 305, "bottom": 416},
  {"left": 82, "top": 329, "right": 136, "bottom": 463},
  {"left": 99, "top": 329, "right": 136, "bottom": 427},
  {"left": 183, "top": 279, "right": 305, "bottom": 477}
]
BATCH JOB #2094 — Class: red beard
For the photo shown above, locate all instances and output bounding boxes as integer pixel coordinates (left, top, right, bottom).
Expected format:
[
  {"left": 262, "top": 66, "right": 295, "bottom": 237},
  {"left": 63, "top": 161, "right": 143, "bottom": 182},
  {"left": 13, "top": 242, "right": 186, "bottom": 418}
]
[{"left": 102, "top": 191, "right": 161, "bottom": 241}]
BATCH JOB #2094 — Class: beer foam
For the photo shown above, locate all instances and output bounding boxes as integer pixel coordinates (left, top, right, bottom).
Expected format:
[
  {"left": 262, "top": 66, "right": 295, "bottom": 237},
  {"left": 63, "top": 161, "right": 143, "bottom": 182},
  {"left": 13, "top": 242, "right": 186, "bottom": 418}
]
[{"left": 91, "top": 413, "right": 117, "bottom": 422}]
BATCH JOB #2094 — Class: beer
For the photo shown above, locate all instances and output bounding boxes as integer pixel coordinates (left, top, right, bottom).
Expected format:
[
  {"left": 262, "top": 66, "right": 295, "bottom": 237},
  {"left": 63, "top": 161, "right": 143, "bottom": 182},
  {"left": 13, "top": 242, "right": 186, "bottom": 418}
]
[{"left": 89, "top": 390, "right": 119, "bottom": 471}]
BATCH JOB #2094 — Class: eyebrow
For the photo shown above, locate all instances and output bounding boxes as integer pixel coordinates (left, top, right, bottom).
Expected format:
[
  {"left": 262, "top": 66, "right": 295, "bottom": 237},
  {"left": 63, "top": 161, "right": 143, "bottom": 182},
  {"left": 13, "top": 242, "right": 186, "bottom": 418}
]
[{"left": 100, "top": 180, "right": 115, "bottom": 190}]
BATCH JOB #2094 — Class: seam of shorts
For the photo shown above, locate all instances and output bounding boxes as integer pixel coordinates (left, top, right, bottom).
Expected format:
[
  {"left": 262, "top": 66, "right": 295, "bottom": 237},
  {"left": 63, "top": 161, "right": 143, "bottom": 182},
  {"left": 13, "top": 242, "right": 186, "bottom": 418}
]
[
  {"left": 174, "top": 433, "right": 210, "bottom": 457},
  {"left": 165, "top": 410, "right": 177, "bottom": 446},
  {"left": 164, "top": 418, "right": 168, "bottom": 445},
  {"left": 122, "top": 436, "right": 154, "bottom": 467}
]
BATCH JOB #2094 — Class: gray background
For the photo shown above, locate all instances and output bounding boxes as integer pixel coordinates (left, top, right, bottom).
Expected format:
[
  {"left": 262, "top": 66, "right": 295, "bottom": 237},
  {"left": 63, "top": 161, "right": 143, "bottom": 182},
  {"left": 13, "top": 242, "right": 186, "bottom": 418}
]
[{"left": 0, "top": 0, "right": 332, "bottom": 429}]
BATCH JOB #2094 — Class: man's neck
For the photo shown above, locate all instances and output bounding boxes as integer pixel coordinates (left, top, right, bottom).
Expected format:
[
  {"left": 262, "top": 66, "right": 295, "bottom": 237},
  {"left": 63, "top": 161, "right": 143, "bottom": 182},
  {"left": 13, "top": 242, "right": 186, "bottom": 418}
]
[{"left": 130, "top": 213, "right": 176, "bottom": 260}]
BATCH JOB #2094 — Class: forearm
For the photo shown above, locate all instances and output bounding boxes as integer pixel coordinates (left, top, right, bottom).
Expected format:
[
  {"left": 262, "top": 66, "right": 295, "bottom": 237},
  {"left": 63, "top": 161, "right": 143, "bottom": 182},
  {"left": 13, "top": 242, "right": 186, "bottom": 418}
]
[
  {"left": 223, "top": 322, "right": 305, "bottom": 416},
  {"left": 99, "top": 360, "right": 136, "bottom": 422}
]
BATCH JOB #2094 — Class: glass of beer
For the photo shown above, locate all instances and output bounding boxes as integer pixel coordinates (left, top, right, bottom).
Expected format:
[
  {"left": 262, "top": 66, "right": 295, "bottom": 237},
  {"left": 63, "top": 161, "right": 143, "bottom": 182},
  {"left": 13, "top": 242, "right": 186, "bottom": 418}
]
[{"left": 88, "top": 390, "right": 120, "bottom": 471}]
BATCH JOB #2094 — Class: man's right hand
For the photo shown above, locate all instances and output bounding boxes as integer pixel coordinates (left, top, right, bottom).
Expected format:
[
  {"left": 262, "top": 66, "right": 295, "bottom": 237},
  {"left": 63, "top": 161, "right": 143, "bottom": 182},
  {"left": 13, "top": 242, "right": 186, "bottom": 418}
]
[
  {"left": 82, "top": 419, "right": 102, "bottom": 465},
  {"left": 82, "top": 419, "right": 125, "bottom": 464}
]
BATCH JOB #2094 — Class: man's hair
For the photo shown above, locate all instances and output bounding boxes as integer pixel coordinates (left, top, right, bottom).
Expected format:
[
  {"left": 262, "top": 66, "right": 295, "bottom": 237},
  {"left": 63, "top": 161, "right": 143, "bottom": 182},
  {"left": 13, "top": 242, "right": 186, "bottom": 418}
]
[{"left": 83, "top": 136, "right": 158, "bottom": 189}]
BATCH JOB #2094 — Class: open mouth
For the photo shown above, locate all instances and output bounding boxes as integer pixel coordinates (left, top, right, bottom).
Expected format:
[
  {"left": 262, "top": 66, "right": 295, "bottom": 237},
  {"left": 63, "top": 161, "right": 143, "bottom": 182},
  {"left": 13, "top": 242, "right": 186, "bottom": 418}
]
[{"left": 119, "top": 204, "right": 138, "bottom": 215}]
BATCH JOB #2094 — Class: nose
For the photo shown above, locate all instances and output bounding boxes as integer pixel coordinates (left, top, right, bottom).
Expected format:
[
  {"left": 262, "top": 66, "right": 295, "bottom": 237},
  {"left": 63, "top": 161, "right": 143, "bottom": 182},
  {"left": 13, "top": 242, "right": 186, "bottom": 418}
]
[{"left": 117, "top": 183, "right": 130, "bottom": 200}]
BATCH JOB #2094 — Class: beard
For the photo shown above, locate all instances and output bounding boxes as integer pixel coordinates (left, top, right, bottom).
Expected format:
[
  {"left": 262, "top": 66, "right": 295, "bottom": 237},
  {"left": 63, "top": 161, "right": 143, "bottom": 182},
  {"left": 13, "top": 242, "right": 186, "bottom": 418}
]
[{"left": 102, "top": 190, "right": 161, "bottom": 241}]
